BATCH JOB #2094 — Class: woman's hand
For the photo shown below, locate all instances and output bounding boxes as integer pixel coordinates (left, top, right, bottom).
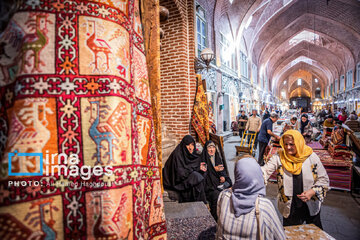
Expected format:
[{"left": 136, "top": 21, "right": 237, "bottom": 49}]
[
  {"left": 297, "top": 189, "right": 316, "bottom": 202},
  {"left": 200, "top": 162, "right": 207, "bottom": 172},
  {"left": 214, "top": 165, "right": 224, "bottom": 172},
  {"left": 219, "top": 176, "right": 225, "bottom": 183}
]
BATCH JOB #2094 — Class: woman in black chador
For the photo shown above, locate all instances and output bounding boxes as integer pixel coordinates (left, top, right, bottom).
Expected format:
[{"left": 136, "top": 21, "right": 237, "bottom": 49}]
[
  {"left": 163, "top": 135, "right": 207, "bottom": 202},
  {"left": 200, "top": 140, "right": 232, "bottom": 220}
]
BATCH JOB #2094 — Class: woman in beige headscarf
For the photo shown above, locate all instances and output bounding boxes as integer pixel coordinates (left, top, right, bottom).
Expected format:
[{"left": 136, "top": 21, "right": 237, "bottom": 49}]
[{"left": 262, "top": 130, "right": 329, "bottom": 229}]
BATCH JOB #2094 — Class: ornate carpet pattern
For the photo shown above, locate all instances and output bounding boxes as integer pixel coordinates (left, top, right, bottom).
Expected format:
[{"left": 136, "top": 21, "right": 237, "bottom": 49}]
[
  {"left": 306, "top": 141, "right": 324, "bottom": 150},
  {"left": 313, "top": 150, "right": 352, "bottom": 191},
  {"left": 0, "top": 0, "right": 166, "bottom": 239},
  {"left": 191, "top": 75, "right": 209, "bottom": 145}
]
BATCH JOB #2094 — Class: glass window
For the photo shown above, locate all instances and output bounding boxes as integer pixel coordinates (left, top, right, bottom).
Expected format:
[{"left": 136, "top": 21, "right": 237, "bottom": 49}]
[
  {"left": 298, "top": 78, "right": 302, "bottom": 86},
  {"left": 346, "top": 70, "right": 353, "bottom": 89},
  {"left": 196, "top": 5, "right": 207, "bottom": 56},
  {"left": 340, "top": 75, "right": 345, "bottom": 92},
  {"left": 334, "top": 79, "right": 338, "bottom": 94},
  {"left": 252, "top": 64, "right": 257, "bottom": 84},
  {"left": 220, "top": 32, "right": 236, "bottom": 70},
  {"left": 240, "top": 51, "right": 248, "bottom": 78},
  {"left": 330, "top": 84, "right": 333, "bottom": 96}
]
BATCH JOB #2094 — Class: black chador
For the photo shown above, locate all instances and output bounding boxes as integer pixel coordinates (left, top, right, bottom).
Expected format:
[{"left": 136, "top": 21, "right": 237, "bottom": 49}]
[
  {"left": 200, "top": 140, "right": 232, "bottom": 220},
  {"left": 163, "top": 135, "right": 206, "bottom": 203}
]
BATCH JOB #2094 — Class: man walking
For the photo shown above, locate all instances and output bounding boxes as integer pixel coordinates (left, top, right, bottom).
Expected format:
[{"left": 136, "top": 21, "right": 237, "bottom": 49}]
[
  {"left": 238, "top": 111, "right": 248, "bottom": 139},
  {"left": 245, "top": 109, "right": 262, "bottom": 150},
  {"left": 257, "top": 113, "right": 280, "bottom": 166}
]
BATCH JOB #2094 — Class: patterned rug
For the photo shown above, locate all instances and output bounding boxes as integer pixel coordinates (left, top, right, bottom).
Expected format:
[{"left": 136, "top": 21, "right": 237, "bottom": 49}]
[
  {"left": 306, "top": 141, "right": 324, "bottom": 150},
  {"left": 0, "top": 1, "right": 166, "bottom": 239},
  {"left": 191, "top": 75, "right": 209, "bottom": 145},
  {"left": 313, "top": 150, "right": 352, "bottom": 191},
  {"left": 313, "top": 150, "right": 352, "bottom": 168}
]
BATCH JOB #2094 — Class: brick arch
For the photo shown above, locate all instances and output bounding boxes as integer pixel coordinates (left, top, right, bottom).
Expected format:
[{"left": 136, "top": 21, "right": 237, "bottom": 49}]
[
  {"left": 274, "top": 62, "right": 330, "bottom": 92},
  {"left": 274, "top": 62, "right": 329, "bottom": 97},
  {"left": 229, "top": 0, "right": 260, "bottom": 50},
  {"left": 257, "top": 15, "right": 358, "bottom": 73},
  {"left": 250, "top": 1, "right": 360, "bottom": 66},
  {"left": 265, "top": 31, "right": 353, "bottom": 79},
  {"left": 289, "top": 74, "right": 312, "bottom": 93},
  {"left": 289, "top": 88, "right": 311, "bottom": 98},
  {"left": 213, "top": 0, "right": 230, "bottom": 35},
  {"left": 269, "top": 50, "right": 339, "bottom": 86},
  {"left": 269, "top": 44, "right": 342, "bottom": 85}
]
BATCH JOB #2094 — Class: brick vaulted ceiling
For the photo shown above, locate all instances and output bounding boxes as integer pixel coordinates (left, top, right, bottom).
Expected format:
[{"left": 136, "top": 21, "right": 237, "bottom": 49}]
[{"left": 227, "top": 0, "right": 360, "bottom": 98}]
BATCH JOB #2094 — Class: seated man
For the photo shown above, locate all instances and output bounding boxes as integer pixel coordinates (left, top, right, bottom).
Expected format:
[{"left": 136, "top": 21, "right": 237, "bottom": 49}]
[
  {"left": 282, "top": 115, "right": 299, "bottom": 134},
  {"left": 200, "top": 140, "right": 231, "bottom": 221},
  {"left": 163, "top": 135, "right": 207, "bottom": 203},
  {"left": 323, "top": 115, "right": 335, "bottom": 128},
  {"left": 216, "top": 156, "right": 285, "bottom": 239}
]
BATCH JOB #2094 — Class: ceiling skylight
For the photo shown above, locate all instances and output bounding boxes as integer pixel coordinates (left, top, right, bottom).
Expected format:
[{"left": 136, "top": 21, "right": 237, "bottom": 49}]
[
  {"left": 289, "top": 30, "right": 320, "bottom": 46},
  {"left": 290, "top": 56, "right": 313, "bottom": 66}
]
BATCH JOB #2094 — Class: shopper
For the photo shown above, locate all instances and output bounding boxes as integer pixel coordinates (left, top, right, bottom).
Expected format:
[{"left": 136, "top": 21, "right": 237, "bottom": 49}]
[
  {"left": 238, "top": 111, "right": 248, "bottom": 139},
  {"left": 216, "top": 156, "right": 286, "bottom": 240},
  {"left": 263, "top": 109, "right": 270, "bottom": 121},
  {"left": 245, "top": 109, "right": 262, "bottom": 150},
  {"left": 323, "top": 115, "right": 335, "bottom": 128},
  {"left": 300, "top": 114, "right": 313, "bottom": 143},
  {"left": 257, "top": 113, "right": 280, "bottom": 166},
  {"left": 282, "top": 115, "right": 299, "bottom": 133},
  {"left": 338, "top": 109, "right": 347, "bottom": 123},
  {"left": 262, "top": 130, "right": 329, "bottom": 229},
  {"left": 349, "top": 111, "right": 358, "bottom": 120}
]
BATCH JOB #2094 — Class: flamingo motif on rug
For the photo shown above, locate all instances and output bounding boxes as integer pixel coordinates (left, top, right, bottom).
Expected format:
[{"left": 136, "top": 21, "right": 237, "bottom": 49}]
[{"left": 21, "top": 13, "right": 52, "bottom": 73}]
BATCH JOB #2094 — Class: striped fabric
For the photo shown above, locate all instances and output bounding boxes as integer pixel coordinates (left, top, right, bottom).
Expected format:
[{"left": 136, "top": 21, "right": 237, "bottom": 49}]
[{"left": 216, "top": 189, "right": 286, "bottom": 240}]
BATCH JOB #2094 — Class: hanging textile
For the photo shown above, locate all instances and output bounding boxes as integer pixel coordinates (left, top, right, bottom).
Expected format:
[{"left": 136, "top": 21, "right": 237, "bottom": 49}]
[
  {"left": 208, "top": 100, "right": 217, "bottom": 134},
  {"left": 140, "top": 0, "right": 164, "bottom": 191},
  {"left": 191, "top": 75, "right": 210, "bottom": 145},
  {"left": 0, "top": 0, "right": 167, "bottom": 239}
]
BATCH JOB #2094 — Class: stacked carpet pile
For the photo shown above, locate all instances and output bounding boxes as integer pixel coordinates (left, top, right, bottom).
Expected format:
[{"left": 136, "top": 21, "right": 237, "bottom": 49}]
[
  {"left": 307, "top": 141, "right": 324, "bottom": 150},
  {"left": 314, "top": 149, "right": 352, "bottom": 191},
  {"left": 344, "top": 120, "right": 360, "bottom": 132},
  {"left": 328, "top": 142, "right": 353, "bottom": 161},
  {"left": 320, "top": 135, "right": 331, "bottom": 149}
]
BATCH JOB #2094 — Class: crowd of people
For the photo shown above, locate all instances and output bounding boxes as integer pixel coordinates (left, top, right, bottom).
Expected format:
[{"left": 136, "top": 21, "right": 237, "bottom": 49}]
[
  {"left": 162, "top": 105, "right": 335, "bottom": 238},
  {"left": 162, "top": 106, "right": 360, "bottom": 238}
]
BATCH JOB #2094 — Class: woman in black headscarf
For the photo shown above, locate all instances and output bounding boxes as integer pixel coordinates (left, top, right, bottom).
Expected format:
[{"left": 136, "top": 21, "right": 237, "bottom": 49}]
[
  {"left": 300, "top": 114, "right": 313, "bottom": 143},
  {"left": 163, "top": 135, "right": 207, "bottom": 202},
  {"left": 200, "top": 140, "right": 232, "bottom": 220}
]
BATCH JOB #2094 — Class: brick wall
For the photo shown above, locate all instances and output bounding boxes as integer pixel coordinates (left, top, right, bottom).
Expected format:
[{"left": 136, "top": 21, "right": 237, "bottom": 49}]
[{"left": 160, "top": 0, "right": 196, "bottom": 143}]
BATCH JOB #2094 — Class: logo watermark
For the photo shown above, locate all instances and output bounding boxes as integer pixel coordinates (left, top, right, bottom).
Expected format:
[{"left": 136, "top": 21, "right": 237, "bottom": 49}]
[
  {"left": 8, "top": 150, "right": 43, "bottom": 176},
  {"left": 8, "top": 150, "right": 114, "bottom": 182}
]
